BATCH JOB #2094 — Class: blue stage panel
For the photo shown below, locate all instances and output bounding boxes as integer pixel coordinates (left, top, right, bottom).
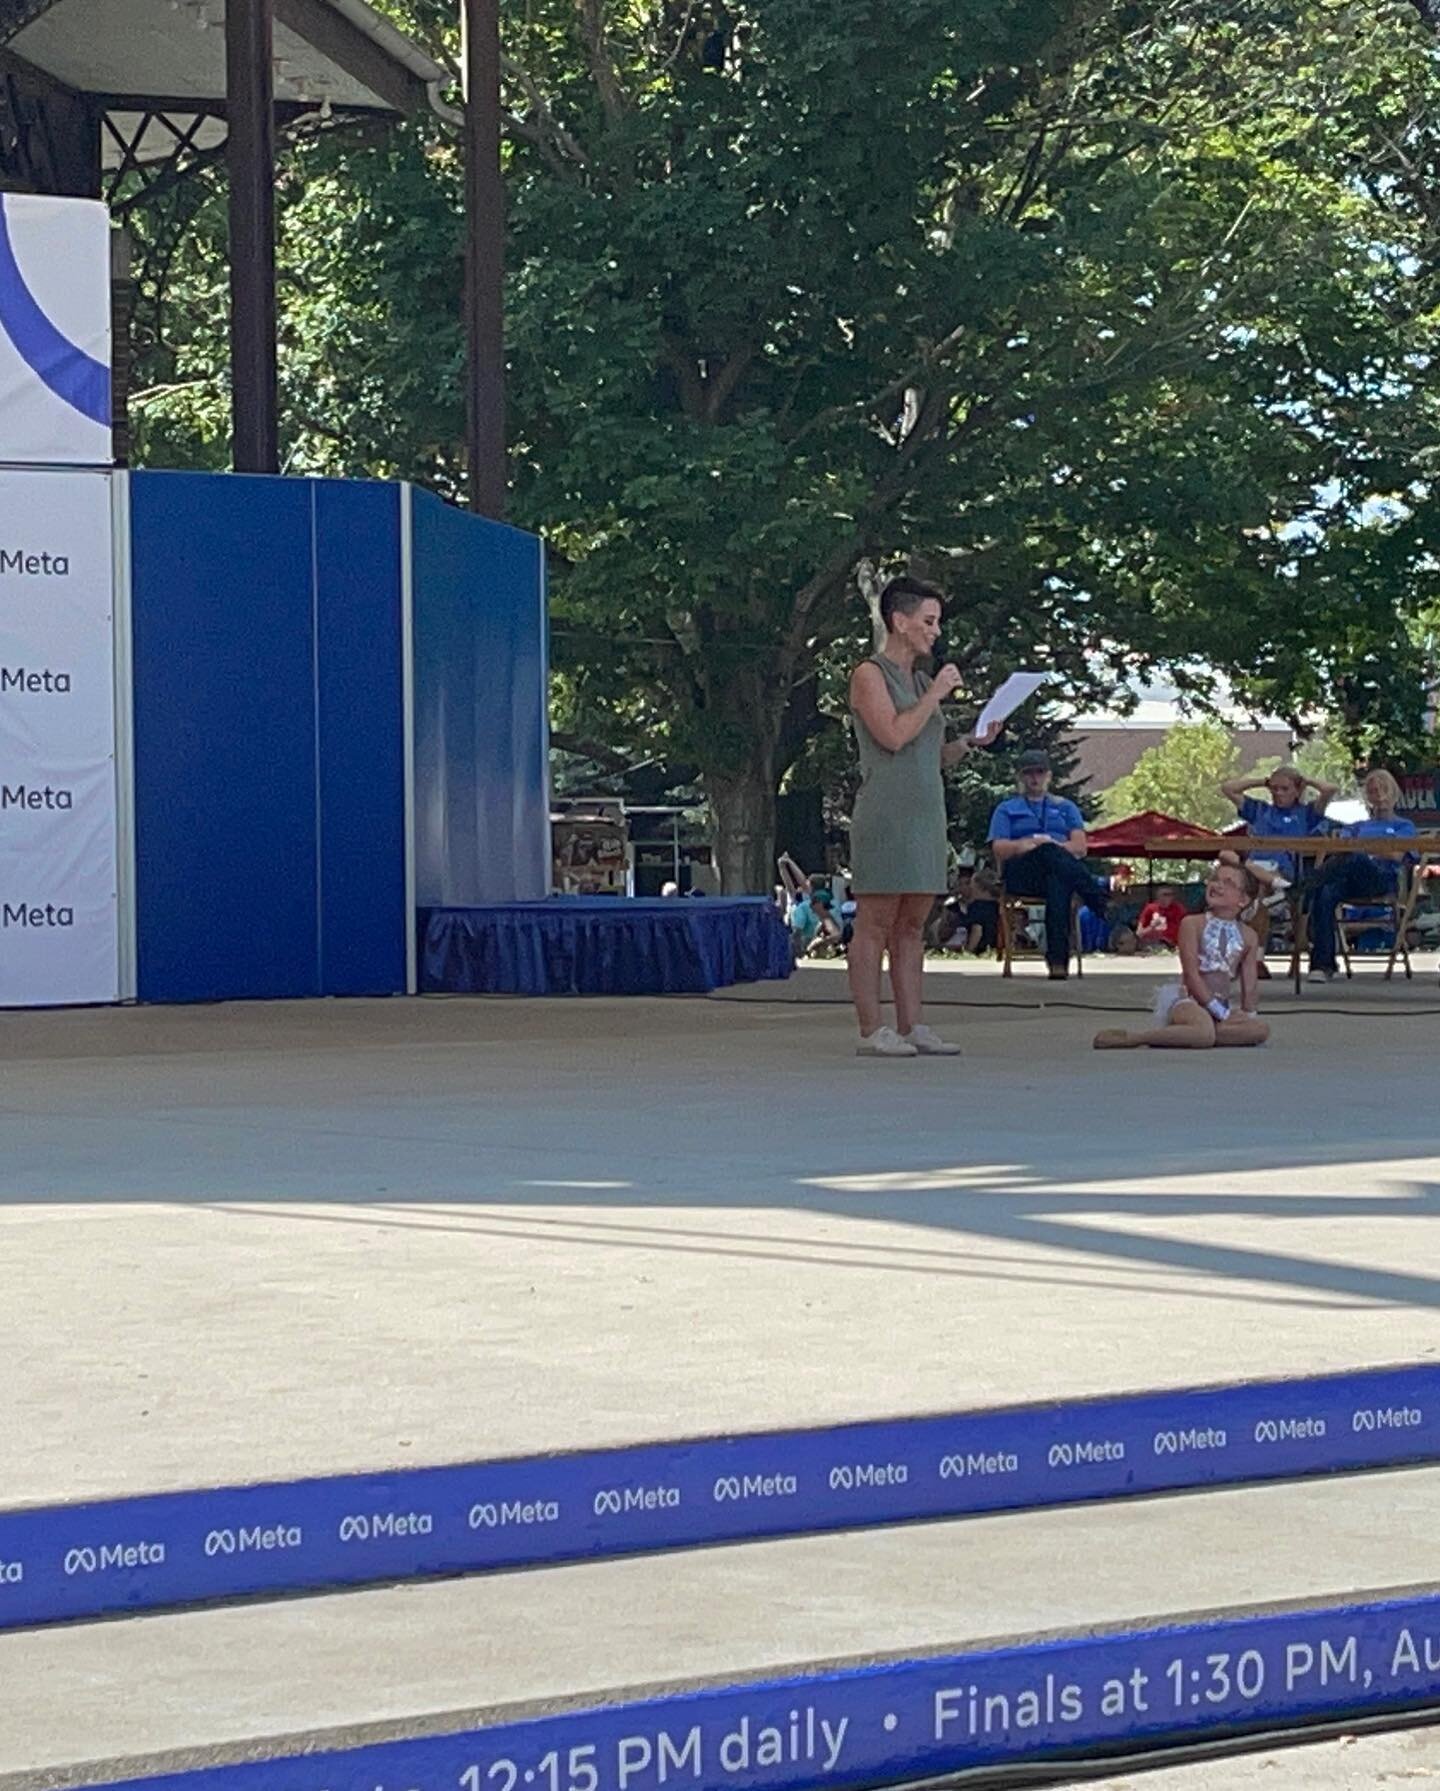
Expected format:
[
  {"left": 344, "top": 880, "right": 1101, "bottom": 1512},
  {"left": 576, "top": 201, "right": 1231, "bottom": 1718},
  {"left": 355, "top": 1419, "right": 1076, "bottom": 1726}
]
[
  {"left": 411, "top": 488, "right": 549, "bottom": 906},
  {"left": 313, "top": 480, "right": 406, "bottom": 996},
  {"left": 421, "top": 897, "right": 793, "bottom": 995},
  {"left": 130, "top": 471, "right": 320, "bottom": 1002}
]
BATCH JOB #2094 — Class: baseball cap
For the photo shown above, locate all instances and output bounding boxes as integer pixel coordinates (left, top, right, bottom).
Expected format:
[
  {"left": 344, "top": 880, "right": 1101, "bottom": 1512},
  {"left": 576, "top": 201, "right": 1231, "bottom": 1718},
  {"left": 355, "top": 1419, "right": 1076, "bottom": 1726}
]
[{"left": 1015, "top": 750, "right": 1052, "bottom": 772}]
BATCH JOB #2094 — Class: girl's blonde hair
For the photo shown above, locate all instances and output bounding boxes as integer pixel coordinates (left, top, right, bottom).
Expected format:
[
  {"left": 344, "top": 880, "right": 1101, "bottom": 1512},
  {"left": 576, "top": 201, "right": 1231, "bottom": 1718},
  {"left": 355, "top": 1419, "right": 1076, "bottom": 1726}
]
[{"left": 1365, "top": 768, "right": 1402, "bottom": 809}]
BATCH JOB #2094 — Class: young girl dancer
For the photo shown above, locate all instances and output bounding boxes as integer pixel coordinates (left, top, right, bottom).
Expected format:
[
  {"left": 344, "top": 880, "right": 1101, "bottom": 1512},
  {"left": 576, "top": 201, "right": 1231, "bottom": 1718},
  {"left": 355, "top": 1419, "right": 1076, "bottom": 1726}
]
[{"left": 1094, "top": 857, "right": 1270, "bottom": 1050}]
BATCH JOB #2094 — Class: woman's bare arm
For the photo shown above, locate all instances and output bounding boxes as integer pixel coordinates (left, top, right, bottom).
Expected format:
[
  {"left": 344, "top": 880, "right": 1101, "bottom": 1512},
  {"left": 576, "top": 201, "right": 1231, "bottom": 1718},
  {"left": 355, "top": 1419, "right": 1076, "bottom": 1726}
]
[
  {"left": 1177, "top": 915, "right": 1212, "bottom": 1008},
  {"left": 1238, "top": 925, "right": 1261, "bottom": 1013},
  {"left": 850, "top": 661, "right": 961, "bottom": 753}
]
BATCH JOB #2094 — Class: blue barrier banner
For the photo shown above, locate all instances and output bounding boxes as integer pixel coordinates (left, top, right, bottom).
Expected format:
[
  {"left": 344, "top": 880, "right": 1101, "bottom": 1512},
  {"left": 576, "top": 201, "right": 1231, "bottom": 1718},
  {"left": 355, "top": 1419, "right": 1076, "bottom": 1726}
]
[
  {"left": 83, "top": 1588, "right": 1440, "bottom": 1791},
  {"left": 2, "top": 1363, "right": 1435, "bottom": 1632}
]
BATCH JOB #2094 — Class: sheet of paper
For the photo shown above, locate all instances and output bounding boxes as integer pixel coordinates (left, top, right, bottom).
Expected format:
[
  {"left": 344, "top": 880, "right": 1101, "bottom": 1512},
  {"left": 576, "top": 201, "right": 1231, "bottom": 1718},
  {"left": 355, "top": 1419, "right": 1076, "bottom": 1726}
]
[{"left": 973, "top": 670, "right": 1048, "bottom": 738}]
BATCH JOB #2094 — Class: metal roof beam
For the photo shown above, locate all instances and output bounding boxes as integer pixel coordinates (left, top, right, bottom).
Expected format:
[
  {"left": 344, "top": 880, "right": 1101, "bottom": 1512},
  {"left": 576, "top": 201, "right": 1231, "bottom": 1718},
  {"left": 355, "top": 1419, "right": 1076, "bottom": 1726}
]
[{"left": 274, "top": 0, "right": 426, "bottom": 115}]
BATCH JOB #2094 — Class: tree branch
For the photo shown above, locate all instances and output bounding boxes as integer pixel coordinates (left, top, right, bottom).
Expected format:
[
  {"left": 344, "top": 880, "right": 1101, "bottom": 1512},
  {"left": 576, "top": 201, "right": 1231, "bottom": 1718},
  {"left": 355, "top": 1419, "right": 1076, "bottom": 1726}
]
[
  {"left": 550, "top": 730, "right": 638, "bottom": 774},
  {"left": 660, "top": 331, "right": 707, "bottom": 419},
  {"left": 704, "top": 341, "right": 758, "bottom": 423},
  {"left": 578, "top": 0, "right": 627, "bottom": 126},
  {"left": 502, "top": 52, "right": 593, "bottom": 171}
]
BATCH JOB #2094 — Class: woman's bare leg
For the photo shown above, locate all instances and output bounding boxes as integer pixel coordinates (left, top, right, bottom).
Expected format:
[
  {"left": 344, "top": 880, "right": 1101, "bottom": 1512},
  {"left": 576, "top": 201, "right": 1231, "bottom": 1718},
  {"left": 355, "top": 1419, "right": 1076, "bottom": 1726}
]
[
  {"left": 848, "top": 896, "right": 901, "bottom": 1036},
  {"left": 1094, "top": 998, "right": 1217, "bottom": 1050},
  {"left": 889, "top": 894, "right": 935, "bottom": 1036}
]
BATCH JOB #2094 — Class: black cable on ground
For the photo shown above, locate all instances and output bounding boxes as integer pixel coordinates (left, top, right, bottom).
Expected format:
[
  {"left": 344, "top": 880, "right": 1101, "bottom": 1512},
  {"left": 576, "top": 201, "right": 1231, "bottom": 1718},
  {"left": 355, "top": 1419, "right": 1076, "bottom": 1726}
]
[
  {"left": 876, "top": 1700, "right": 1440, "bottom": 1789},
  {"left": 734, "top": 995, "right": 1440, "bottom": 1017}
]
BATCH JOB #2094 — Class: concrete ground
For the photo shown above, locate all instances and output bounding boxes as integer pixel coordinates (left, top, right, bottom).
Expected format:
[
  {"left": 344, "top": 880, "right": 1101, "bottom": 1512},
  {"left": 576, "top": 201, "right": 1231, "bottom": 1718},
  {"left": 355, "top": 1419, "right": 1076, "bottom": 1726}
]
[
  {"left": 1083, "top": 1722, "right": 1440, "bottom": 1786},
  {"left": 5, "top": 960, "right": 1440, "bottom": 1503},
  {"left": 2, "top": 1467, "right": 1438, "bottom": 1784}
]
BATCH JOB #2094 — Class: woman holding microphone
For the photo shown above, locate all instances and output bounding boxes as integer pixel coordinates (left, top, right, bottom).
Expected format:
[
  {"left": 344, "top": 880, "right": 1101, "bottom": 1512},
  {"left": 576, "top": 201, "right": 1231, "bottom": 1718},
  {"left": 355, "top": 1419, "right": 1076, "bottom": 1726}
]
[{"left": 847, "top": 577, "right": 996, "bottom": 1057}]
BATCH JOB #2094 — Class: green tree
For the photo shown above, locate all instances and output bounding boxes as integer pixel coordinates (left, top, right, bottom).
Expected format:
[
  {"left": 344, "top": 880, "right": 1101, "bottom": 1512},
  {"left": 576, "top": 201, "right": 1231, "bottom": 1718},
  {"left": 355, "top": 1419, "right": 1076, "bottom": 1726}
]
[
  {"left": 1098, "top": 722, "right": 1241, "bottom": 832},
  {"left": 123, "top": 0, "right": 1440, "bottom": 886}
]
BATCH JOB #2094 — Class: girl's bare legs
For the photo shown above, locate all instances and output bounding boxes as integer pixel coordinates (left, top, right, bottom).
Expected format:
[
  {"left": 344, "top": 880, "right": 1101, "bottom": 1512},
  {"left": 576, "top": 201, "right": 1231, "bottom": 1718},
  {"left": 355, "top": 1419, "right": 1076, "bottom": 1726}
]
[
  {"left": 1214, "top": 1015, "right": 1269, "bottom": 1047},
  {"left": 848, "top": 895, "right": 901, "bottom": 1036},
  {"left": 1094, "top": 998, "right": 1218, "bottom": 1050},
  {"left": 888, "top": 894, "right": 935, "bottom": 1037}
]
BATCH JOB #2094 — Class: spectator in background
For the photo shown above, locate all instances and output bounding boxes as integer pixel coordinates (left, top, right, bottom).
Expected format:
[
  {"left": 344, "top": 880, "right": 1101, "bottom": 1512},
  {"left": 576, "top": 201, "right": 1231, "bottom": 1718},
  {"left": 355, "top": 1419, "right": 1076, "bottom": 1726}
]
[
  {"left": 777, "top": 852, "right": 819, "bottom": 954},
  {"left": 929, "top": 871, "right": 974, "bottom": 952},
  {"left": 804, "top": 890, "right": 846, "bottom": 958},
  {"left": 1307, "top": 769, "right": 1416, "bottom": 982},
  {"left": 966, "top": 868, "right": 1001, "bottom": 955},
  {"left": 989, "top": 752, "right": 1127, "bottom": 980},
  {"left": 1221, "top": 765, "right": 1338, "bottom": 886},
  {"left": 1137, "top": 883, "right": 1187, "bottom": 952}
]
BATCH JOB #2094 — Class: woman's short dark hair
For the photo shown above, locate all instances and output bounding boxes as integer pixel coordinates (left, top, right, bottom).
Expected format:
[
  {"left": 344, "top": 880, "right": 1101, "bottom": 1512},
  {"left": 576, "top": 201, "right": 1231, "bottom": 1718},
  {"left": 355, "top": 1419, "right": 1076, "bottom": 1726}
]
[{"left": 879, "top": 575, "right": 945, "bottom": 632}]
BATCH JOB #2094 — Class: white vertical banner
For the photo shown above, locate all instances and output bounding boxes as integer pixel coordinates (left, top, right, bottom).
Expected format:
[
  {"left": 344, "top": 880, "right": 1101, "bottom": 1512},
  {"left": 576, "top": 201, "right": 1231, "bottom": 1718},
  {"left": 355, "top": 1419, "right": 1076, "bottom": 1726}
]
[
  {"left": 0, "top": 468, "right": 119, "bottom": 1005},
  {"left": 0, "top": 193, "right": 112, "bottom": 467}
]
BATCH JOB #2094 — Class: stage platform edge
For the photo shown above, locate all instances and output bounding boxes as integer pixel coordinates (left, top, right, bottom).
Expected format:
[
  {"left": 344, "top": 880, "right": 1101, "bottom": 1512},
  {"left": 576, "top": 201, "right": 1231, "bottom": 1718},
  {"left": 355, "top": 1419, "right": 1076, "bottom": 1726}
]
[{"left": 419, "top": 898, "right": 793, "bottom": 996}]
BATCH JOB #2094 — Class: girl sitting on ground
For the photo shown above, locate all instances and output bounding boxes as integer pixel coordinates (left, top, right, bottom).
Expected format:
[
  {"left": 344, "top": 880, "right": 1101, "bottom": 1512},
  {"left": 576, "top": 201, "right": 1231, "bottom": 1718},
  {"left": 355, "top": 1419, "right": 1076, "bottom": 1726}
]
[{"left": 1094, "top": 857, "right": 1269, "bottom": 1051}]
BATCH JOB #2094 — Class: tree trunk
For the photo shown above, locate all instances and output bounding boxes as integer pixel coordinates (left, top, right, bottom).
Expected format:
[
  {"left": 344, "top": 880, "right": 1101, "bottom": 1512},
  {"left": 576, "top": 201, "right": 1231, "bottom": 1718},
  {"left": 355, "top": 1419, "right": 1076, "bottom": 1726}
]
[{"left": 708, "top": 758, "right": 778, "bottom": 894}]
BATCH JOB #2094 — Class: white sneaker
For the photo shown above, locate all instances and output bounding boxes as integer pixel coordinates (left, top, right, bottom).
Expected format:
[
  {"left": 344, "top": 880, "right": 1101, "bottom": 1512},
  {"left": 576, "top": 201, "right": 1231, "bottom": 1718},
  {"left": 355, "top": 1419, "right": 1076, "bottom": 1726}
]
[
  {"left": 857, "top": 1026, "right": 918, "bottom": 1058},
  {"left": 903, "top": 1024, "right": 962, "bottom": 1056},
  {"left": 1308, "top": 968, "right": 1337, "bottom": 983}
]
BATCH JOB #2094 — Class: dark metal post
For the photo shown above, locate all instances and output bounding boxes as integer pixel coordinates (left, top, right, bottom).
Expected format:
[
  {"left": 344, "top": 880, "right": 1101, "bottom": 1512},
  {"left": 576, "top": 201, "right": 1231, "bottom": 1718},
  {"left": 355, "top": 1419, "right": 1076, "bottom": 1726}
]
[
  {"left": 463, "top": 0, "right": 505, "bottom": 517},
  {"left": 226, "top": 0, "right": 279, "bottom": 473}
]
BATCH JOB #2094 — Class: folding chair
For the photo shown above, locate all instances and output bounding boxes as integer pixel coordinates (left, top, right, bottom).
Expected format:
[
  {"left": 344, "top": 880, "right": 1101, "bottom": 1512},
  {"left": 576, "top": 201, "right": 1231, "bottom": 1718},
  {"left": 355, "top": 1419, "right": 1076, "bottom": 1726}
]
[
  {"left": 1338, "top": 864, "right": 1414, "bottom": 981},
  {"left": 998, "top": 895, "right": 1084, "bottom": 978}
]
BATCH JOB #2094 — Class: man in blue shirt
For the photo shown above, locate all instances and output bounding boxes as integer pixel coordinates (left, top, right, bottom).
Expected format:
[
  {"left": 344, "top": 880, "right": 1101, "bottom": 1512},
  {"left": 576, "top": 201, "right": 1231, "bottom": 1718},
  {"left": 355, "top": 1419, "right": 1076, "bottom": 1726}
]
[
  {"left": 988, "top": 751, "right": 1122, "bottom": 979},
  {"left": 1221, "top": 764, "right": 1338, "bottom": 881},
  {"left": 1305, "top": 770, "right": 1415, "bottom": 980}
]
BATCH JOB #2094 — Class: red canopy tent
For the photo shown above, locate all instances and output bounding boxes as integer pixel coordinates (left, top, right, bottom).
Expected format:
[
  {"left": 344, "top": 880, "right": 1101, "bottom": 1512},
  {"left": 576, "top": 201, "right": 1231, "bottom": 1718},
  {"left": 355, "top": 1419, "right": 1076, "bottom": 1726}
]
[{"left": 1086, "top": 810, "right": 1226, "bottom": 858}]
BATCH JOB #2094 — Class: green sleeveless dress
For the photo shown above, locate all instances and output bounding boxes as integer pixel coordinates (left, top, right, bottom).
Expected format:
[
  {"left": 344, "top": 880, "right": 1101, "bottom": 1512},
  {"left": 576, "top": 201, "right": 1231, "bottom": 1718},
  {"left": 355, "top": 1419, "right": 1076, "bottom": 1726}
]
[{"left": 849, "top": 655, "right": 948, "bottom": 895}]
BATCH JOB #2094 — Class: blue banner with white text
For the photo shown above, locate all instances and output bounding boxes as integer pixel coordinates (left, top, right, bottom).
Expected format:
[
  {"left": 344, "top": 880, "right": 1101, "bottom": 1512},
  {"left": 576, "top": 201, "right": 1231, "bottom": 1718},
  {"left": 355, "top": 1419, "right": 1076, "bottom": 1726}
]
[
  {"left": 0, "top": 1363, "right": 1434, "bottom": 1632},
  {"left": 81, "top": 1589, "right": 1440, "bottom": 1791}
]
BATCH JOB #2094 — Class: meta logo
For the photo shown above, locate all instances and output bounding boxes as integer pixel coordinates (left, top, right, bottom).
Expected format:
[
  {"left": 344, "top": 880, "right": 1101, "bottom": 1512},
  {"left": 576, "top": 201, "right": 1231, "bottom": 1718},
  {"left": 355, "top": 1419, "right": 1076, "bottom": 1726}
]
[
  {"left": 592, "top": 1485, "right": 681, "bottom": 1517},
  {"left": 1153, "top": 1427, "right": 1227, "bottom": 1456},
  {"left": 713, "top": 1473, "right": 799, "bottom": 1503},
  {"left": 828, "top": 1462, "right": 908, "bottom": 1491},
  {"left": 1, "top": 667, "right": 71, "bottom": 693},
  {"left": 469, "top": 1499, "right": 560, "bottom": 1529},
  {"left": 2, "top": 902, "right": 72, "bottom": 928},
  {"left": 1254, "top": 1418, "right": 1327, "bottom": 1444},
  {"left": 1047, "top": 1439, "right": 1125, "bottom": 1468},
  {"left": 203, "top": 1525, "right": 303, "bottom": 1557},
  {"left": 0, "top": 548, "right": 69, "bottom": 577},
  {"left": 1353, "top": 1407, "right": 1422, "bottom": 1433},
  {"left": 337, "top": 1512, "right": 434, "bottom": 1543},
  {"left": 63, "top": 1541, "right": 164, "bottom": 1576},
  {"left": 2, "top": 785, "right": 72, "bottom": 811},
  {"left": 939, "top": 1451, "right": 1019, "bottom": 1480}
]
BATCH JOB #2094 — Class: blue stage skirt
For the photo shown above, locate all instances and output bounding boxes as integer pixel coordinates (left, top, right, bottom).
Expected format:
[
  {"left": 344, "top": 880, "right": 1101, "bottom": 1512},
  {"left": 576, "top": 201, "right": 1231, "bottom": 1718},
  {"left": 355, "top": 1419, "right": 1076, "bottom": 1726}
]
[{"left": 421, "top": 897, "right": 794, "bottom": 997}]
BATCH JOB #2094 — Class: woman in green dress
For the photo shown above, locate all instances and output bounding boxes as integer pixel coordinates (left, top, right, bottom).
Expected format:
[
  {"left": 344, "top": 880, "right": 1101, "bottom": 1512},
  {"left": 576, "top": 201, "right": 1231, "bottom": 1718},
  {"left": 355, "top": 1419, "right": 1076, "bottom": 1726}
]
[{"left": 847, "top": 577, "right": 995, "bottom": 1057}]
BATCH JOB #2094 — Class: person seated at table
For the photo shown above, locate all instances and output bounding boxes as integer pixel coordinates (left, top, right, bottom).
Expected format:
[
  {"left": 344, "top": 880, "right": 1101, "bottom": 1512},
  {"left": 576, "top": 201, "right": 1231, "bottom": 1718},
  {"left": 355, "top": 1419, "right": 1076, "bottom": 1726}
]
[
  {"left": 1306, "top": 769, "right": 1416, "bottom": 983},
  {"left": 1136, "top": 883, "right": 1186, "bottom": 952},
  {"left": 988, "top": 752, "right": 1128, "bottom": 981},
  {"left": 1221, "top": 764, "right": 1338, "bottom": 887}
]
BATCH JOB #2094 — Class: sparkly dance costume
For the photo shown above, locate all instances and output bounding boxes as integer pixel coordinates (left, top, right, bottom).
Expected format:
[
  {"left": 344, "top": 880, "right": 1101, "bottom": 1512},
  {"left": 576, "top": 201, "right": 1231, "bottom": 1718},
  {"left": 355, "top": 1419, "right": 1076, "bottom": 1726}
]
[{"left": 1153, "top": 915, "right": 1247, "bottom": 1022}]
